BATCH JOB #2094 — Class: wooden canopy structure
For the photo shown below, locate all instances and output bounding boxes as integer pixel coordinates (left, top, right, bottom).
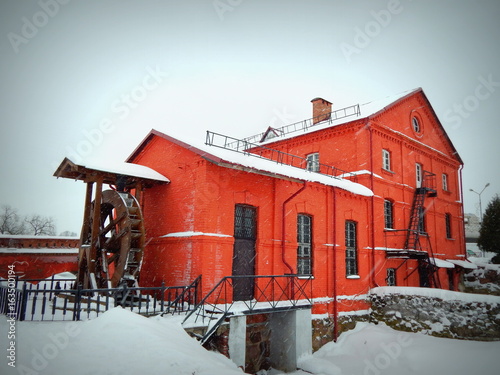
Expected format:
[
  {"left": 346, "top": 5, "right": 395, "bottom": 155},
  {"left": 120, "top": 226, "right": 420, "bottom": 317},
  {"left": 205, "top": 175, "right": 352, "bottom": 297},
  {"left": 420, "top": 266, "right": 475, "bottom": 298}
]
[{"left": 54, "top": 158, "right": 169, "bottom": 289}]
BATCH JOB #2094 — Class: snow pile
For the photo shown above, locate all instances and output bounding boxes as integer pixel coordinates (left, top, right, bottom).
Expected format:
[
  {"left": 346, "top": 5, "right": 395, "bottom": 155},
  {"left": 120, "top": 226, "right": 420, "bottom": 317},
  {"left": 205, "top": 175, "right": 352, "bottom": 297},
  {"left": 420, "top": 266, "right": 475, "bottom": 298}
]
[
  {"left": 298, "top": 322, "right": 500, "bottom": 375},
  {"left": 0, "top": 307, "right": 243, "bottom": 375},
  {"left": 370, "top": 286, "right": 500, "bottom": 304}
]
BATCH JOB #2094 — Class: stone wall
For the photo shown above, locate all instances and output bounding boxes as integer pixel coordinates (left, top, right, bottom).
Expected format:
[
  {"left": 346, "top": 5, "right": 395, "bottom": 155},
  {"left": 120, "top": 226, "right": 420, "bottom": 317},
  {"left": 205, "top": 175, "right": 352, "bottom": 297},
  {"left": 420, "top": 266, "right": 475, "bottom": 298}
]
[
  {"left": 369, "top": 287, "right": 500, "bottom": 340},
  {"left": 464, "top": 263, "right": 500, "bottom": 296},
  {"left": 312, "top": 312, "right": 370, "bottom": 352}
]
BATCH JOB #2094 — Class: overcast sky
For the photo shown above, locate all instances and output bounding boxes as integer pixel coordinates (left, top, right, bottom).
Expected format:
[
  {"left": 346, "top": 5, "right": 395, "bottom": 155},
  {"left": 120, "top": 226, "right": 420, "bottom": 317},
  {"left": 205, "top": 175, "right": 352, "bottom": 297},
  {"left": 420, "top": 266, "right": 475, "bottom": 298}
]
[{"left": 1, "top": 0, "right": 499, "bottom": 234}]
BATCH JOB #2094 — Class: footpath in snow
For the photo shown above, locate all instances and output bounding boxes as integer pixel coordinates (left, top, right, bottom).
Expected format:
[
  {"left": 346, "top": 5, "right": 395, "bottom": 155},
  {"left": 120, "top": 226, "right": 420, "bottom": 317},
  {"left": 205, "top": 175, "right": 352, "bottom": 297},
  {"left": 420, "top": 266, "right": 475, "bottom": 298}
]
[{"left": 0, "top": 307, "right": 498, "bottom": 375}]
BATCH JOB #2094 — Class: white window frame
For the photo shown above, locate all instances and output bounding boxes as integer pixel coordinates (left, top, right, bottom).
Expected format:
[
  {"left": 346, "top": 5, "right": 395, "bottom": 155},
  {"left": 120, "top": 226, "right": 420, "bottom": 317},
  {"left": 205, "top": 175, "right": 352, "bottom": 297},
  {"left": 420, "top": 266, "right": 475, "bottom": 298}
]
[
  {"left": 416, "top": 163, "right": 422, "bottom": 188},
  {"left": 382, "top": 149, "right": 391, "bottom": 171},
  {"left": 306, "top": 153, "right": 320, "bottom": 172},
  {"left": 442, "top": 173, "right": 448, "bottom": 191}
]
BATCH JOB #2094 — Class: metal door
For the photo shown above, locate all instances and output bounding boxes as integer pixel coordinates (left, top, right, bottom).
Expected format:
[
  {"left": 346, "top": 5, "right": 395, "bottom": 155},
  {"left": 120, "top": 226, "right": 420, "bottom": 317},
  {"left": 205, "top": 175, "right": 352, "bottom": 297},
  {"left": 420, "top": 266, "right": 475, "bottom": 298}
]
[{"left": 232, "top": 205, "right": 256, "bottom": 301}]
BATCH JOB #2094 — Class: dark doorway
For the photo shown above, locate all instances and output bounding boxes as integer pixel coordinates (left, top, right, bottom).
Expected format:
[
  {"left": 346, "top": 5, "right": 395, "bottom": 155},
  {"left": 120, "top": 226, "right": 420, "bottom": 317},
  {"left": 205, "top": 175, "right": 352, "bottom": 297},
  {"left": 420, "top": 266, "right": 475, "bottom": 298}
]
[
  {"left": 232, "top": 204, "right": 257, "bottom": 301},
  {"left": 418, "top": 260, "right": 431, "bottom": 287}
]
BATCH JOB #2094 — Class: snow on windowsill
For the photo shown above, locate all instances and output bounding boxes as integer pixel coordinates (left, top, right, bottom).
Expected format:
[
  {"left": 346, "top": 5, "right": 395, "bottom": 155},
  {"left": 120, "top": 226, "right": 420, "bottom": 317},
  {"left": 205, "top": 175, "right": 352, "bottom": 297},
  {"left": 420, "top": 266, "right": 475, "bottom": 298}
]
[{"left": 346, "top": 275, "right": 361, "bottom": 279}]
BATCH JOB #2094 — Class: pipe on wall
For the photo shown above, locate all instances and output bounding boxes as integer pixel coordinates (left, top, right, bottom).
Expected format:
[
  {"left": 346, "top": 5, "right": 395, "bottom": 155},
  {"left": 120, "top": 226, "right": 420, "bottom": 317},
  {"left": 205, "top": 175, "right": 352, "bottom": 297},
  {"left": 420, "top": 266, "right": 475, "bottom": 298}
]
[{"left": 281, "top": 182, "right": 307, "bottom": 274}]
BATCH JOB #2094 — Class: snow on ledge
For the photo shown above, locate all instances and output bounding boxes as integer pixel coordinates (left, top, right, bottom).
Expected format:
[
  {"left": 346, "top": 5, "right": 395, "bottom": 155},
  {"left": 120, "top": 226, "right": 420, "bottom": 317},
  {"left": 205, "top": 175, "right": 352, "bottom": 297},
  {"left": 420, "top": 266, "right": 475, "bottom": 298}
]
[
  {"left": 160, "top": 231, "right": 232, "bottom": 238},
  {"left": 0, "top": 248, "right": 79, "bottom": 254},
  {"left": 370, "top": 286, "right": 500, "bottom": 304}
]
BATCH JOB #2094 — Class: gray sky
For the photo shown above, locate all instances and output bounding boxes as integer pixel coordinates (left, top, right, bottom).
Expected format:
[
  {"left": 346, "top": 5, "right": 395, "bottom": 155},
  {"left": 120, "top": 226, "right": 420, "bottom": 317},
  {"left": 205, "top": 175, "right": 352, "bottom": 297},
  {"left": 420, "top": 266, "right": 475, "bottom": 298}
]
[{"left": 1, "top": 0, "right": 499, "bottom": 234}]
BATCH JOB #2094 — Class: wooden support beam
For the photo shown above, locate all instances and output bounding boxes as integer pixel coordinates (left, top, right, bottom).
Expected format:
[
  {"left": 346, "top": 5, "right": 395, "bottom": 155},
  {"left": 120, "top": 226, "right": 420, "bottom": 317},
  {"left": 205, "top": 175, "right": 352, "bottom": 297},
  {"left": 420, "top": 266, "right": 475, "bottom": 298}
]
[{"left": 88, "top": 177, "right": 103, "bottom": 275}]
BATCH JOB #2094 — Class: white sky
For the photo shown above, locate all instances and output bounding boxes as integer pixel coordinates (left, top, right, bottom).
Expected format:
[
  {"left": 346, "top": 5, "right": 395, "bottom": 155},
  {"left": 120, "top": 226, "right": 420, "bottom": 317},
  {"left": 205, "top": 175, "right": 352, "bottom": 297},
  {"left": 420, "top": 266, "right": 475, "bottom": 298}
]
[{"left": 1, "top": 0, "right": 499, "bottom": 234}]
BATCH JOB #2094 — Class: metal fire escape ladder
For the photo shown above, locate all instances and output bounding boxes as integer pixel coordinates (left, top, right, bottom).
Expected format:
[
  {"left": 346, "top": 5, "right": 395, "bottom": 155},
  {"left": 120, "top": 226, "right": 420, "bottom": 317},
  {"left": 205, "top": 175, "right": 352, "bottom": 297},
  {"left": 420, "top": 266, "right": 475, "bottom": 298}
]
[
  {"left": 404, "top": 171, "right": 437, "bottom": 255},
  {"left": 404, "top": 187, "right": 428, "bottom": 252},
  {"left": 403, "top": 171, "right": 441, "bottom": 288}
]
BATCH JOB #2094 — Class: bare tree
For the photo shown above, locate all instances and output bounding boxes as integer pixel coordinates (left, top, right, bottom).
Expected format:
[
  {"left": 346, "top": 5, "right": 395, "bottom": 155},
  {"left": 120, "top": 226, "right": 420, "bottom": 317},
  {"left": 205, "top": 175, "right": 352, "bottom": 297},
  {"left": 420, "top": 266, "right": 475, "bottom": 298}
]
[
  {"left": 60, "top": 230, "right": 78, "bottom": 237},
  {"left": 0, "top": 205, "right": 25, "bottom": 234},
  {"left": 24, "top": 214, "right": 56, "bottom": 236}
]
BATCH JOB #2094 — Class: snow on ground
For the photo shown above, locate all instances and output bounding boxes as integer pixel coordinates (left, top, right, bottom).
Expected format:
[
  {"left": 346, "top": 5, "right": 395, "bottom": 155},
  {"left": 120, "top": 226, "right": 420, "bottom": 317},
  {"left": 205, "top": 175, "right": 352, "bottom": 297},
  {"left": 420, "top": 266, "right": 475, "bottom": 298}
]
[
  {"left": 296, "top": 322, "right": 500, "bottom": 375},
  {"left": 1, "top": 307, "right": 499, "bottom": 375},
  {"left": 0, "top": 308, "right": 243, "bottom": 375}
]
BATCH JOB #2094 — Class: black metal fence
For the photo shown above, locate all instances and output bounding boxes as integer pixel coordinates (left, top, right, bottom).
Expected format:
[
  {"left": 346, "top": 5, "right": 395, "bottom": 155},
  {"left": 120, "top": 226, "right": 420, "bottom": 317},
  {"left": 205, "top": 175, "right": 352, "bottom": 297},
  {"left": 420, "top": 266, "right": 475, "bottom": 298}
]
[{"left": 0, "top": 275, "right": 201, "bottom": 321}]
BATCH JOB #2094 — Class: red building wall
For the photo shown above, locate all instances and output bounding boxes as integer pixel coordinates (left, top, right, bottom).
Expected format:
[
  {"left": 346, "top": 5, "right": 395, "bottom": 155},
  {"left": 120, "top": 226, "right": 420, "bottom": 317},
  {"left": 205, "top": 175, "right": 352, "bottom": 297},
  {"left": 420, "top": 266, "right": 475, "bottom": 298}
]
[{"left": 129, "top": 89, "right": 465, "bottom": 315}]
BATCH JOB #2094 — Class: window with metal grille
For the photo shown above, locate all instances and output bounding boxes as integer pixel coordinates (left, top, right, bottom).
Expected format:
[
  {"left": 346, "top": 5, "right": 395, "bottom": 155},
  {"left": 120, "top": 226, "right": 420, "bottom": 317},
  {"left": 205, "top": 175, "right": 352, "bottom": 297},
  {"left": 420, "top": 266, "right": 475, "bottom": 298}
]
[
  {"left": 382, "top": 149, "right": 391, "bottom": 171},
  {"left": 387, "top": 268, "right": 396, "bottom": 286},
  {"left": 306, "top": 153, "right": 319, "bottom": 172},
  {"left": 297, "top": 214, "right": 312, "bottom": 275},
  {"left": 234, "top": 205, "right": 257, "bottom": 240},
  {"left": 345, "top": 220, "right": 358, "bottom": 276},
  {"left": 445, "top": 213, "right": 452, "bottom": 239},
  {"left": 418, "top": 206, "right": 426, "bottom": 233},
  {"left": 384, "top": 199, "right": 394, "bottom": 229}
]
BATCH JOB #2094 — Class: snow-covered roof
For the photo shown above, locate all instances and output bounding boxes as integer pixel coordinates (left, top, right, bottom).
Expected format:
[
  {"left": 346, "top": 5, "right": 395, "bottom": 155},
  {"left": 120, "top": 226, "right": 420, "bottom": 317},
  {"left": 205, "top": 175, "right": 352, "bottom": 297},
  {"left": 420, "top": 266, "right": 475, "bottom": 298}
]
[
  {"left": 54, "top": 157, "right": 169, "bottom": 185},
  {"left": 0, "top": 234, "right": 78, "bottom": 240},
  {"left": 82, "top": 158, "right": 169, "bottom": 182},
  {"left": 0, "top": 248, "right": 78, "bottom": 254},
  {"left": 257, "top": 88, "right": 420, "bottom": 146},
  {"left": 429, "top": 257, "right": 455, "bottom": 269},
  {"left": 130, "top": 129, "right": 373, "bottom": 197},
  {"left": 446, "top": 259, "right": 478, "bottom": 269}
]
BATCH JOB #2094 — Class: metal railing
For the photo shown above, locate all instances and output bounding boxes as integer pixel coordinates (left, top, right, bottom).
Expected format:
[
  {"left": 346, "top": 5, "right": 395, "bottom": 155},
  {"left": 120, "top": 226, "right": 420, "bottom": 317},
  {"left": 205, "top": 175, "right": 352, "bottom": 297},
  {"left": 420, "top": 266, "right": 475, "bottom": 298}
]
[
  {"left": 186, "top": 275, "right": 313, "bottom": 323},
  {"left": 205, "top": 131, "right": 357, "bottom": 181},
  {"left": 0, "top": 275, "right": 201, "bottom": 321},
  {"left": 183, "top": 275, "right": 312, "bottom": 343},
  {"left": 241, "top": 104, "right": 361, "bottom": 144}
]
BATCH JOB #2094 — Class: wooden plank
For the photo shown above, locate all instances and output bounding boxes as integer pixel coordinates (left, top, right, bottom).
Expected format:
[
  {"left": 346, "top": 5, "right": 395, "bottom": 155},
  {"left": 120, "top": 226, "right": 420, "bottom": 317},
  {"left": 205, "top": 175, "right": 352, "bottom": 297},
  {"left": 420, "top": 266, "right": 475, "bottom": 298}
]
[{"left": 88, "top": 177, "right": 103, "bottom": 274}]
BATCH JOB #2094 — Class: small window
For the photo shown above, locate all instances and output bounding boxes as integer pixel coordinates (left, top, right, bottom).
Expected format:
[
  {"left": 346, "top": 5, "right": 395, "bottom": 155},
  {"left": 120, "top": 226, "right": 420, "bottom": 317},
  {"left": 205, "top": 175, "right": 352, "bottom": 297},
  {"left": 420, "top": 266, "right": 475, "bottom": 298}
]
[
  {"left": 297, "top": 214, "right": 312, "bottom": 275},
  {"left": 416, "top": 163, "right": 422, "bottom": 188},
  {"left": 445, "top": 213, "right": 452, "bottom": 239},
  {"left": 387, "top": 268, "right": 396, "bottom": 286},
  {"left": 412, "top": 117, "right": 421, "bottom": 133},
  {"left": 384, "top": 200, "right": 394, "bottom": 229},
  {"left": 442, "top": 173, "right": 448, "bottom": 191},
  {"left": 306, "top": 153, "right": 319, "bottom": 172},
  {"left": 418, "top": 206, "right": 426, "bottom": 233},
  {"left": 345, "top": 221, "right": 358, "bottom": 277},
  {"left": 382, "top": 149, "right": 391, "bottom": 171}
]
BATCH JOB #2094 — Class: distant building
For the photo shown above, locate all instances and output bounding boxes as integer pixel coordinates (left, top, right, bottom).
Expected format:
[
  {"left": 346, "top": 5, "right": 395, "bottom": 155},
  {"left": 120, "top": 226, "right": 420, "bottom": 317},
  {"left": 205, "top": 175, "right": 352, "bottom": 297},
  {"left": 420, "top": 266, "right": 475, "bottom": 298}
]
[{"left": 464, "top": 213, "right": 482, "bottom": 256}]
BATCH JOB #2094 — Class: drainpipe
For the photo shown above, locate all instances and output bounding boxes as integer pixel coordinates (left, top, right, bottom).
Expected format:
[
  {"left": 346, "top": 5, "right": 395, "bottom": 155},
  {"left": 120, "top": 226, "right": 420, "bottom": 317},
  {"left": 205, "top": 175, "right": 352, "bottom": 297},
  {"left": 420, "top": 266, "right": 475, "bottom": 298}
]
[
  {"left": 368, "top": 122, "right": 378, "bottom": 288},
  {"left": 282, "top": 182, "right": 307, "bottom": 274},
  {"left": 332, "top": 187, "right": 339, "bottom": 342},
  {"left": 459, "top": 165, "right": 466, "bottom": 259}
]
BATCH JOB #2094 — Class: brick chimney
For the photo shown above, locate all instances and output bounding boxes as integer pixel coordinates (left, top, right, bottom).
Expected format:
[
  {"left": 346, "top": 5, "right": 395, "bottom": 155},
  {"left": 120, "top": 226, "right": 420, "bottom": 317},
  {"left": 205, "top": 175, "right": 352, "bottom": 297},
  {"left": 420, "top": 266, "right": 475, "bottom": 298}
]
[{"left": 311, "top": 98, "right": 332, "bottom": 125}]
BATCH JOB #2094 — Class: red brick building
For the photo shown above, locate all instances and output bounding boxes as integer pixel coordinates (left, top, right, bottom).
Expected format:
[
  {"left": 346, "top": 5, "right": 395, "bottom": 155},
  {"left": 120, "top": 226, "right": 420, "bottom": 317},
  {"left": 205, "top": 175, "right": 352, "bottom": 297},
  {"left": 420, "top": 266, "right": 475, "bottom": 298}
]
[{"left": 125, "top": 88, "right": 468, "bottom": 316}]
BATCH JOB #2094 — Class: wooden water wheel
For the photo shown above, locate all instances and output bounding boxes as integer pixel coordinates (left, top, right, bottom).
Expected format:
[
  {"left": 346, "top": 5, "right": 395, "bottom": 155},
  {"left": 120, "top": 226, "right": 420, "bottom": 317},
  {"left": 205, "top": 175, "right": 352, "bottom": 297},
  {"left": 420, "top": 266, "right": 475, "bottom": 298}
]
[
  {"left": 77, "top": 189, "right": 146, "bottom": 289},
  {"left": 53, "top": 157, "right": 168, "bottom": 290}
]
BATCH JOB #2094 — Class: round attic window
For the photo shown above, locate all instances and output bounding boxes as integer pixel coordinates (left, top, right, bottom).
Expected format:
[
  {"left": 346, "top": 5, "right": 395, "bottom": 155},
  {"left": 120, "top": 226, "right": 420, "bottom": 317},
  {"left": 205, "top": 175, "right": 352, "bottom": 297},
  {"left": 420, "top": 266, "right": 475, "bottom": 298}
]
[{"left": 412, "top": 116, "right": 421, "bottom": 133}]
